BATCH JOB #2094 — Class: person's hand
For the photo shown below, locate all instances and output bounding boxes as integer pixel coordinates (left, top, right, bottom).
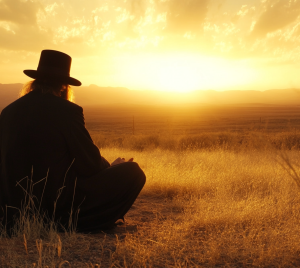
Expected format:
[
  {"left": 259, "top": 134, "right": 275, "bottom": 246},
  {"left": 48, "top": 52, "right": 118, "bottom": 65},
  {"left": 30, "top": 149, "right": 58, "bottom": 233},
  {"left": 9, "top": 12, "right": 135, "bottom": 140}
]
[{"left": 111, "top": 157, "right": 134, "bottom": 166}]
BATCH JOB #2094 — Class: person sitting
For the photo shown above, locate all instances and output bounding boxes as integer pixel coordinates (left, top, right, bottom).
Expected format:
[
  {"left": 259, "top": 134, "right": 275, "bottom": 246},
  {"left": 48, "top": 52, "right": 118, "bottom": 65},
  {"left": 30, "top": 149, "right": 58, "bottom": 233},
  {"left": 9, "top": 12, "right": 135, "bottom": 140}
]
[{"left": 0, "top": 50, "right": 146, "bottom": 233}]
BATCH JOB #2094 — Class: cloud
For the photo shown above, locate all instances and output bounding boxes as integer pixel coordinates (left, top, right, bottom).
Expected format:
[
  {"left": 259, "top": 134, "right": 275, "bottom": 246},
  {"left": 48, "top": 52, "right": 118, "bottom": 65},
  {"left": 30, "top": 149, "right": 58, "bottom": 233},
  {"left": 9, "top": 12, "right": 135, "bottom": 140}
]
[
  {"left": 0, "top": 0, "right": 53, "bottom": 51},
  {"left": 1, "top": 0, "right": 300, "bottom": 64},
  {"left": 163, "top": 0, "right": 209, "bottom": 34},
  {"left": 252, "top": 0, "right": 300, "bottom": 37},
  {"left": 129, "top": 0, "right": 147, "bottom": 20},
  {"left": 0, "top": 0, "right": 40, "bottom": 25},
  {"left": 0, "top": 25, "right": 52, "bottom": 51},
  {"left": 110, "top": 0, "right": 210, "bottom": 38}
]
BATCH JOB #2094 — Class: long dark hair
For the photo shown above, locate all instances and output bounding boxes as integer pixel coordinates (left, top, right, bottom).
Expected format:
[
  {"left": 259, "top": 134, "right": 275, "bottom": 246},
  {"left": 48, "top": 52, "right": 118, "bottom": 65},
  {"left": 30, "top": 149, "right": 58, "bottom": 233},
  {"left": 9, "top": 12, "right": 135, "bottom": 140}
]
[{"left": 20, "top": 79, "right": 74, "bottom": 102}]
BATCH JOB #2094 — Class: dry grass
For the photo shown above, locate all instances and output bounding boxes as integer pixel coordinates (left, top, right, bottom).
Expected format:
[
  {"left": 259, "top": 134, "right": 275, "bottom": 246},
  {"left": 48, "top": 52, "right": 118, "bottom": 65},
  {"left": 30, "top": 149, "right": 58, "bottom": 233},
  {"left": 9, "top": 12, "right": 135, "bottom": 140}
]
[
  {"left": 91, "top": 132, "right": 300, "bottom": 151},
  {"left": 2, "top": 141, "right": 300, "bottom": 267}
]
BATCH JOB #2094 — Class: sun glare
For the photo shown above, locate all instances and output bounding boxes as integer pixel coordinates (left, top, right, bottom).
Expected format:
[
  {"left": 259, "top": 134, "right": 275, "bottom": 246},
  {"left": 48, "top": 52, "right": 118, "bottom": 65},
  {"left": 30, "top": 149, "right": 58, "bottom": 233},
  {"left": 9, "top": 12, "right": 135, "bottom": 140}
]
[{"left": 114, "top": 53, "right": 256, "bottom": 92}]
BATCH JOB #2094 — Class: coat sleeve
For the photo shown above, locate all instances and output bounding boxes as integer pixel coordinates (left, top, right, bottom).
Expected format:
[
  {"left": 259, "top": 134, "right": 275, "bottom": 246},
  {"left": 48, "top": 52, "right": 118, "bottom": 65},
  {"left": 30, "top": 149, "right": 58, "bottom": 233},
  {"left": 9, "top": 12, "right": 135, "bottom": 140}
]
[{"left": 66, "top": 105, "right": 110, "bottom": 178}]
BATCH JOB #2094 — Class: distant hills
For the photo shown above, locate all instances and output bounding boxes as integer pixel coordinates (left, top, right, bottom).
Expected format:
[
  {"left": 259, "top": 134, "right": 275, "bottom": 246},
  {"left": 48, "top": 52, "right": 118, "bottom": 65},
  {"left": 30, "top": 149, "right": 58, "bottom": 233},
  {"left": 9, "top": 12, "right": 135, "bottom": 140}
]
[
  {"left": 1, "top": 83, "right": 300, "bottom": 109},
  {"left": 0, "top": 83, "right": 23, "bottom": 109}
]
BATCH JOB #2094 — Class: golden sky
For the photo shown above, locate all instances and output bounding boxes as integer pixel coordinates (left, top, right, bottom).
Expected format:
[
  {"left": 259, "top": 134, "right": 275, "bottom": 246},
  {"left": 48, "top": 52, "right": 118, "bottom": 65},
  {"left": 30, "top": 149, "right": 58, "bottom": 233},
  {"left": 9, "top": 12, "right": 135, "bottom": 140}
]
[{"left": 1, "top": 0, "right": 300, "bottom": 92}]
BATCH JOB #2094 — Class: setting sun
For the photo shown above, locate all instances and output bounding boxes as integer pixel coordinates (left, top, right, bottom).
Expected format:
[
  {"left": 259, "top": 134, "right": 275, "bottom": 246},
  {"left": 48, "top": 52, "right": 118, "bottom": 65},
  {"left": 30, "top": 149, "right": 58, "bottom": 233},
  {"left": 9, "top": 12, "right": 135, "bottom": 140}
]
[
  {"left": 1, "top": 0, "right": 300, "bottom": 92},
  {"left": 113, "top": 53, "right": 257, "bottom": 92}
]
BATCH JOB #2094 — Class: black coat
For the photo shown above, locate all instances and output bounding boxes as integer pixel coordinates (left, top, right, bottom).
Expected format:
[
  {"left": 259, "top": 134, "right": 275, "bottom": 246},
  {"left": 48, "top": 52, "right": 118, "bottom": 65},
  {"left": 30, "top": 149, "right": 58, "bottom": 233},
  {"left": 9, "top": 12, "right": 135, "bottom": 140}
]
[{"left": 0, "top": 91, "right": 115, "bottom": 229}]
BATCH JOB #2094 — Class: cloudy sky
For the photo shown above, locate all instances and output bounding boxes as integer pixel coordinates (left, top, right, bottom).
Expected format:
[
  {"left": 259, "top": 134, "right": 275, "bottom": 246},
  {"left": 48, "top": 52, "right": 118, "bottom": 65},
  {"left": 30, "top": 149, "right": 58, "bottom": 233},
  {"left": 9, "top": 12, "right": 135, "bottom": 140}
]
[{"left": 1, "top": 0, "right": 300, "bottom": 92}]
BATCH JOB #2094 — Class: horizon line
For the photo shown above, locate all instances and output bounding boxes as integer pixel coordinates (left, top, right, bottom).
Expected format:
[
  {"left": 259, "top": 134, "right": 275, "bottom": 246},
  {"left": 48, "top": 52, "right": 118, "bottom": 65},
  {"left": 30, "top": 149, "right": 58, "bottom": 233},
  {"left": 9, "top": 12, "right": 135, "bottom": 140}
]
[{"left": 1, "top": 82, "right": 299, "bottom": 93}]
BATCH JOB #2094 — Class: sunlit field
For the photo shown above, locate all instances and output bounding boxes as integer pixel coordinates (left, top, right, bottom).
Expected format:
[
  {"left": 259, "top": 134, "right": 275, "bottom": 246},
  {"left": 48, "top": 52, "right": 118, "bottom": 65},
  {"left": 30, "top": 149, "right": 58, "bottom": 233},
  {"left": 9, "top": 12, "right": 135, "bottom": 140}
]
[
  {"left": 1, "top": 104, "right": 300, "bottom": 267},
  {"left": 1, "top": 131, "right": 300, "bottom": 267},
  {"left": 4, "top": 0, "right": 300, "bottom": 266}
]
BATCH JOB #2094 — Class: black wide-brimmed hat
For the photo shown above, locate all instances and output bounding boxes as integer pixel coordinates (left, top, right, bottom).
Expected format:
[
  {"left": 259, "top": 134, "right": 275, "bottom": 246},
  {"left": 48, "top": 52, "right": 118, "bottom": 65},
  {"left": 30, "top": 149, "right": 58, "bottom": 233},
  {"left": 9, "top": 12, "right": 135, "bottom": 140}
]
[{"left": 23, "top": 50, "right": 81, "bottom": 86}]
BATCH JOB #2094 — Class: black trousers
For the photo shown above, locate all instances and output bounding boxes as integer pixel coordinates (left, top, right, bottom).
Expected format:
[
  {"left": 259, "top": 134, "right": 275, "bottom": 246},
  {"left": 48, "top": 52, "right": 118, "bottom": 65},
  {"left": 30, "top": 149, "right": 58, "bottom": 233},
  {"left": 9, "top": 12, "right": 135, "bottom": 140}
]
[{"left": 73, "top": 162, "right": 146, "bottom": 232}]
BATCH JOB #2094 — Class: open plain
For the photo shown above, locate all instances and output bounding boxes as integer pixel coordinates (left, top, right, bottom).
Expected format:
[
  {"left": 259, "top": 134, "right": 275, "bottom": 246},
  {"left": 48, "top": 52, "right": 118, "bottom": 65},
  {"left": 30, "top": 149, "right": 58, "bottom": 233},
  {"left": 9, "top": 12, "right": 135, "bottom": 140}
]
[{"left": 1, "top": 104, "right": 300, "bottom": 267}]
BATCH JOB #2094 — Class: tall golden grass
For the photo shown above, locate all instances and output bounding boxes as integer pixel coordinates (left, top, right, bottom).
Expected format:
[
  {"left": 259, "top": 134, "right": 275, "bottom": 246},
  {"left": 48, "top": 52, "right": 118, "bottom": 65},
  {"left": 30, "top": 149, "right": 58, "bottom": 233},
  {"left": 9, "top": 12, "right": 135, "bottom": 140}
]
[
  {"left": 1, "top": 134, "right": 300, "bottom": 267},
  {"left": 92, "top": 131, "right": 300, "bottom": 151}
]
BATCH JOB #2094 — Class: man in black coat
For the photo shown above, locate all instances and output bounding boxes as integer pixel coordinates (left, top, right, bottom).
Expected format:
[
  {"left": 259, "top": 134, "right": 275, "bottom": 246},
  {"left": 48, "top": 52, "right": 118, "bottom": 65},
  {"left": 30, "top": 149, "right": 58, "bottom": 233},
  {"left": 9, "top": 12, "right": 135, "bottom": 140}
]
[{"left": 0, "top": 50, "right": 146, "bottom": 233}]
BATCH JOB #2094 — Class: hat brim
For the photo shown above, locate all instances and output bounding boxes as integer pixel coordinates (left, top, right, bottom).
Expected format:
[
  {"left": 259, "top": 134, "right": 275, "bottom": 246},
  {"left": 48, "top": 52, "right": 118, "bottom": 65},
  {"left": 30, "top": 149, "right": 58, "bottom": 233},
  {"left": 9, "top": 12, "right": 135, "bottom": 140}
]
[{"left": 23, "top": 70, "right": 82, "bottom": 86}]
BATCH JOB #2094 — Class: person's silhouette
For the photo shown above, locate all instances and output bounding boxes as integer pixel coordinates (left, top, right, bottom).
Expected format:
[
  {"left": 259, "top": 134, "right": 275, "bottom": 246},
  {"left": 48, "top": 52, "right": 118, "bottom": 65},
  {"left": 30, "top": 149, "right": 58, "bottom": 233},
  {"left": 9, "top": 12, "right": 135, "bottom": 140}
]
[{"left": 0, "top": 50, "right": 146, "bottom": 233}]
